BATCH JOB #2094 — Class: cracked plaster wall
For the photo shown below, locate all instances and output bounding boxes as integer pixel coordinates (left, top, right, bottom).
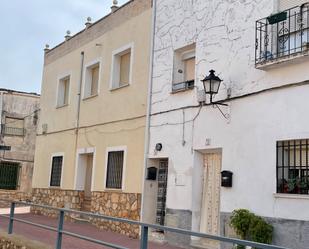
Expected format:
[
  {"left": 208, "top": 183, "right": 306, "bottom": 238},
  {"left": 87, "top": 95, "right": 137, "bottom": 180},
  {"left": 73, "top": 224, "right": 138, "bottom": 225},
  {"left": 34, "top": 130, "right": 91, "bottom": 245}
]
[{"left": 146, "top": 0, "right": 309, "bottom": 234}]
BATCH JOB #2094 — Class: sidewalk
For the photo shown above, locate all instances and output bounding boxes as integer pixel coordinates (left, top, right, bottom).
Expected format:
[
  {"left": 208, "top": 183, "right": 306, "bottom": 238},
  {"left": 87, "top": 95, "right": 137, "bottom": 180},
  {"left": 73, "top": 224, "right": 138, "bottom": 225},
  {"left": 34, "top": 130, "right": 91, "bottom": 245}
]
[{"left": 0, "top": 213, "right": 181, "bottom": 249}]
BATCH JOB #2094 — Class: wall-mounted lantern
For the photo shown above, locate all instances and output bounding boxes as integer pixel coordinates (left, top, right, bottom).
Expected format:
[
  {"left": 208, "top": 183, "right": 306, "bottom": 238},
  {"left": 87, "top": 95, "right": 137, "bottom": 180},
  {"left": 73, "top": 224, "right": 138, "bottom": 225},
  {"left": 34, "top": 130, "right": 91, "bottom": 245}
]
[
  {"left": 221, "top": 170, "right": 233, "bottom": 187},
  {"left": 201, "top": 70, "right": 229, "bottom": 119},
  {"left": 146, "top": 167, "right": 157, "bottom": 180}
]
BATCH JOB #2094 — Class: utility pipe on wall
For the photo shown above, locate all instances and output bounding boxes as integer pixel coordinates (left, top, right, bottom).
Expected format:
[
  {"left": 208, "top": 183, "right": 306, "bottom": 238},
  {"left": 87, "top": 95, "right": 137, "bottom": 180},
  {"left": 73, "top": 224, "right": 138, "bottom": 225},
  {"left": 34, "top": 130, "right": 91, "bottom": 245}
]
[
  {"left": 140, "top": 0, "right": 157, "bottom": 223},
  {"left": 73, "top": 51, "right": 85, "bottom": 189}
]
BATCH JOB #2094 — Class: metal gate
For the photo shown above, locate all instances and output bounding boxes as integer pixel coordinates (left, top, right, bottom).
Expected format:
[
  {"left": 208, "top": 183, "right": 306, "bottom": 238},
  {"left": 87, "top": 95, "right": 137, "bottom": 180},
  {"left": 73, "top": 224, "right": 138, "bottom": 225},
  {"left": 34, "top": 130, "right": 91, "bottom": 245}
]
[
  {"left": 156, "top": 160, "right": 168, "bottom": 226},
  {"left": 0, "top": 162, "right": 19, "bottom": 190}
]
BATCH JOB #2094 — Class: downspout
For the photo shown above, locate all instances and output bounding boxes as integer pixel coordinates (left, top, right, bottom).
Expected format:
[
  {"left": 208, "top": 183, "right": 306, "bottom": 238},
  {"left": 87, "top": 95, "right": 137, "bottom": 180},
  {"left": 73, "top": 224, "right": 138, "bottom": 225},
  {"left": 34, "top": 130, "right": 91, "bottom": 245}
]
[
  {"left": 140, "top": 0, "right": 157, "bottom": 222},
  {"left": 73, "top": 51, "right": 84, "bottom": 189}
]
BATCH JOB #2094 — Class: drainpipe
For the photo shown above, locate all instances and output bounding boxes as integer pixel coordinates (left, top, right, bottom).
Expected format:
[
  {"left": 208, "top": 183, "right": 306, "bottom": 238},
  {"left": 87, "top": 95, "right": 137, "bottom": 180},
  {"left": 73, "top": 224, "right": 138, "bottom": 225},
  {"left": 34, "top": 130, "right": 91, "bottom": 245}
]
[
  {"left": 76, "top": 51, "right": 84, "bottom": 130},
  {"left": 140, "top": 0, "right": 157, "bottom": 223},
  {"left": 73, "top": 51, "right": 84, "bottom": 189}
]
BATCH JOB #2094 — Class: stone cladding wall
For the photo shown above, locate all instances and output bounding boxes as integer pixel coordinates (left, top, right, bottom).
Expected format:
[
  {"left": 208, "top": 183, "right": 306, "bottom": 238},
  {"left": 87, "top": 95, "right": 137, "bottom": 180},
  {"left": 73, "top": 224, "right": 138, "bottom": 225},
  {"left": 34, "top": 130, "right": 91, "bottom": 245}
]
[
  {"left": 90, "top": 191, "right": 141, "bottom": 238},
  {"left": 31, "top": 188, "right": 84, "bottom": 218},
  {"left": 0, "top": 190, "right": 31, "bottom": 208}
]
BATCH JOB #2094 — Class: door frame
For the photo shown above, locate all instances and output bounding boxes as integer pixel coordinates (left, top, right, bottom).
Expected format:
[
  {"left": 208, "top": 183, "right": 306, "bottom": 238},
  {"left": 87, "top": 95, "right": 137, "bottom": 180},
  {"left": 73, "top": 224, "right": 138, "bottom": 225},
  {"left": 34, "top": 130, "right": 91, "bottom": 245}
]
[{"left": 74, "top": 147, "right": 96, "bottom": 192}]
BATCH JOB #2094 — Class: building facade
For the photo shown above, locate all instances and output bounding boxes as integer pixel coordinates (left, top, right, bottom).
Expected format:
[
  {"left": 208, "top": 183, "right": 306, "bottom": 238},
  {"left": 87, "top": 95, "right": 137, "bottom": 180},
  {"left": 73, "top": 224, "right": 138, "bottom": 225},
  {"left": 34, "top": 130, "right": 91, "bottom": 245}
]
[
  {"left": 32, "top": 0, "right": 152, "bottom": 237},
  {"left": 0, "top": 89, "right": 39, "bottom": 205},
  {"left": 142, "top": 0, "right": 309, "bottom": 248}
]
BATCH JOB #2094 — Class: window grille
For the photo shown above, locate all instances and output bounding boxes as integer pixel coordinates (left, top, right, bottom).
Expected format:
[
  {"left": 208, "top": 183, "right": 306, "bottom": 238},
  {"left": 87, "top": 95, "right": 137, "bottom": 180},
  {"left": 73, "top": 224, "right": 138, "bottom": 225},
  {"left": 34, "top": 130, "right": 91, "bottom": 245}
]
[
  {"left": 106, "top": 151, "right": 124, "bottom": 189},
  {"left": 0, "top": 162, "right": 20, "bottom": 190},
  {"left": 50, "top": 156, "right": 63, "bottom": 187},
  {"left": 276, "top": 139, "right": 309, "bottom": 194}
]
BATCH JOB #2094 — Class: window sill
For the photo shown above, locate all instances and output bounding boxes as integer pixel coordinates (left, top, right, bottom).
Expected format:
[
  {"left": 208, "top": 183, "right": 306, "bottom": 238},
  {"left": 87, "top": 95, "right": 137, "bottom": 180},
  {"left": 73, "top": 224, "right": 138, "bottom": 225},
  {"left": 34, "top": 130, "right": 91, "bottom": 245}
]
[
  {"left": 104, "top": 188, "right": 123, "bottom": 193},
  {"left": 49, "top": 186, "right": 61, "bottom": 189},
  {"left": 56, "top": 104, "right": 68, "bottom": 109},
  {"left": 110, "top": 84, "right": 130, "bottom": 91},
  {"left": 83, "top": 94, "right": 98, "bottom": 101},
  {"left": 273, "top": 193, "right": 309, "bottom": 200}
]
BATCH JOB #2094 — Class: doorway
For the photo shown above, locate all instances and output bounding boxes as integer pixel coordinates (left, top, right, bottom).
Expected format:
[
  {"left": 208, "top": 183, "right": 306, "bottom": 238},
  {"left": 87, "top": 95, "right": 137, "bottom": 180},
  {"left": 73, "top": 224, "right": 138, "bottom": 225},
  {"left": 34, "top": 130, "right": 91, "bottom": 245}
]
[
  {"left": 199, "top": 153, "right": 222, "bottom": 249},
  {"left": 156, "top": 159, "right": 168, "bottom": 227},
  {"left": 76, "top": 152, "right": 94, "bottom": 212}
]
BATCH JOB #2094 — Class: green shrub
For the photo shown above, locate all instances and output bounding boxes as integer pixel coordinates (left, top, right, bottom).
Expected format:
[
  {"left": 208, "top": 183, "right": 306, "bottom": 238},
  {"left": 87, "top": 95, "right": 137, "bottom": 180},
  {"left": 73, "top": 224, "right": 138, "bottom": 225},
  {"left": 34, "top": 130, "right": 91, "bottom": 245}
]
[{"left": 230, "top": 209, "right": 273, "bottom": 249}]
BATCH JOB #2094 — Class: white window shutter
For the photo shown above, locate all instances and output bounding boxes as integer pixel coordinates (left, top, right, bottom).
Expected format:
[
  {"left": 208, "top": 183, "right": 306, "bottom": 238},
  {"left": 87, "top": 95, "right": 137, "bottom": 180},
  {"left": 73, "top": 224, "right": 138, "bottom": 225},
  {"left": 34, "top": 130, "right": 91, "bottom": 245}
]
[{"left": 279, "top": 0, "right": 308, "bottom": 11}]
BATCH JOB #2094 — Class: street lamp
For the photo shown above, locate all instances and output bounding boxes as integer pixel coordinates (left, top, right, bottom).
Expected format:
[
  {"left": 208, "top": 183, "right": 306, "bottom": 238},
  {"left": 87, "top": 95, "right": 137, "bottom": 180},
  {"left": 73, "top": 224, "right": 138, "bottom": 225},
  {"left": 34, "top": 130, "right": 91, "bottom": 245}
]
[{"left": 201, "top": 70, "right": 226, "bottom": 106}]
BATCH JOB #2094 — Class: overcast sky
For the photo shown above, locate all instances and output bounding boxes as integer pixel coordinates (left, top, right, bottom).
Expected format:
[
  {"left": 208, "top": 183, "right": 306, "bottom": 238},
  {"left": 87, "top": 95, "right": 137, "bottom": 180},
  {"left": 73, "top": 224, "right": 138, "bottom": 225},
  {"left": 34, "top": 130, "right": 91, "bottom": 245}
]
[{"left": 0, "top": 0, "right": 129, "bottom": 94}]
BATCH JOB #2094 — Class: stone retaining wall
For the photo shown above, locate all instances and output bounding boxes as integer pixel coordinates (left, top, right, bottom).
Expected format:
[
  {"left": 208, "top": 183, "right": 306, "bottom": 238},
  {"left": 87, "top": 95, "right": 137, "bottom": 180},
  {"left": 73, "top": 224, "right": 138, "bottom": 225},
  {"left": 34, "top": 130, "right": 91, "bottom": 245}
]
[
  {"left": 91, "top": 192, "right": 141, "bottom": 238},
  {"left": 0, "top": 230, "right": 51, "bottom": 249},
  {"left": 31, "top": 188, "right": 84, "bottom": 218},
  {"left": 0, "top": 190, "right": 31, "bottom": 208}
]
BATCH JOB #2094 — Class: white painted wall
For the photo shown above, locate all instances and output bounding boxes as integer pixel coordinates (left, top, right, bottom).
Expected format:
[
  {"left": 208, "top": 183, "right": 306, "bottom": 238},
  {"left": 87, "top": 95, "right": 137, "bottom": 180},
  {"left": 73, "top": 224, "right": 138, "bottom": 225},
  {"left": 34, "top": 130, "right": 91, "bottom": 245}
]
[{"left": 147, "top": 0, "right": 309, "bottom": 225}]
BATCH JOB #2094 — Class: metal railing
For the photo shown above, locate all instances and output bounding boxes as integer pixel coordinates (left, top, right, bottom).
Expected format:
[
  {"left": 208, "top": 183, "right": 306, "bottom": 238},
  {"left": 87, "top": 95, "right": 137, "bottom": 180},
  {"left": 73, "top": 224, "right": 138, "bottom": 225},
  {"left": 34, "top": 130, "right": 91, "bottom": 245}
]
[
  {"left": 0, "top": 124, "right": 25, "bottom": 136},
  {"left": 255, "top": 3, "right": 309, "bottom": 65},
  {"left": 0, "top": 200, "right": 289, "bottom": 249},
  {"left": 172, "top": 80, "right": 195, "bottom": 93}
]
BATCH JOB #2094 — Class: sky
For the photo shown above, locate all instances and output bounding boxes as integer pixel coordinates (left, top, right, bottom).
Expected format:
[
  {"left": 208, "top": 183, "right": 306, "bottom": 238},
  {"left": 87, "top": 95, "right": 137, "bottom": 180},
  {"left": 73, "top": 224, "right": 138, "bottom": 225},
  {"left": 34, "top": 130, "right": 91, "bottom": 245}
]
[{"left": 0, "top": 0, "right": 129, "bottom": 94}]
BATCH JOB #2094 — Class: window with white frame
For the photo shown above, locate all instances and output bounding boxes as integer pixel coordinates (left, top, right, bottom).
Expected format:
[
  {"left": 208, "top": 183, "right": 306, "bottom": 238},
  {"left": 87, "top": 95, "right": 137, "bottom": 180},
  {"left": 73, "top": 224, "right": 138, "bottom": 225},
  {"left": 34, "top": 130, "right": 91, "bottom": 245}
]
[
  {"left": 111, "top": 45, "right": 133, "bottom": 89},
  {"left": 50, "top": 156, "right": 63, "bottom": 187},
  {"left": 105, "top": 151, "right": 124, "bottom": 189},
  {"left": 57, "top": 76, "right": 70, "bottom": 107},
  {"left": 84, "top": 62, "right": 100, "bottom": 98},
  {"left": 172, "top": 43, "right": 196, "bottom": 92}
]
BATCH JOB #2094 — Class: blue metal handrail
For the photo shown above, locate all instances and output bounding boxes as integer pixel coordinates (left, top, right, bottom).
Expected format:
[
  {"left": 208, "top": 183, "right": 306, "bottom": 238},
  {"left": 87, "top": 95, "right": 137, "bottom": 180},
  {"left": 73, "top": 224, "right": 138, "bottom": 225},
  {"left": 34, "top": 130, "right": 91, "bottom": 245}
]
[{"left": 0, "top": 200, "right": 290, "bottom": 249}]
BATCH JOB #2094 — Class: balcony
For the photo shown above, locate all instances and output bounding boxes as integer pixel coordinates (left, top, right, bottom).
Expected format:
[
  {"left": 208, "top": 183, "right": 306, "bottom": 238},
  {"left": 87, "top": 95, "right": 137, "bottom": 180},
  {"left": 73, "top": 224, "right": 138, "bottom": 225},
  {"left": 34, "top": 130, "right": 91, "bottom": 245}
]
[
  {"left": 255, "top": 3, "right": 309, "bottom": 70},
  {"left": 1, "top": 124, "right": 25, "bottom": 136}
]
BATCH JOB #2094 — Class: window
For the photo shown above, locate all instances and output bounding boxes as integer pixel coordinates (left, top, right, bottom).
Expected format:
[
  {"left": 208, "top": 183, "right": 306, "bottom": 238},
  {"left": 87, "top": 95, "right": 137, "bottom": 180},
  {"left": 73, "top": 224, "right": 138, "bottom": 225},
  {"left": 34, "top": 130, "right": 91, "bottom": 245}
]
[
  {"left": 276, "top": 139, "right": 309, "bottom": 195},
  {"left": 111, "top": 44, "right": 133, "bottom": 89},
  {"left": 1, "top": 117, "right": 24, "bottom": 136},
  {"left": 105, "top": 151, "right": 124, "bottom": 189},
  {"left": 84, "top": 62, "right": 100, "bottom": 98},
  {"left": 0, "top": 162, "right": 20, "bottom": 190},
  {"left": 57, "top": 76, "right": 70, "bottom": 107},
  {"left": 50, "top": 156, "right": 63, "bottom": 187},
  {"left": 172, "top": 43, "right": 196, "bottom": 92}
]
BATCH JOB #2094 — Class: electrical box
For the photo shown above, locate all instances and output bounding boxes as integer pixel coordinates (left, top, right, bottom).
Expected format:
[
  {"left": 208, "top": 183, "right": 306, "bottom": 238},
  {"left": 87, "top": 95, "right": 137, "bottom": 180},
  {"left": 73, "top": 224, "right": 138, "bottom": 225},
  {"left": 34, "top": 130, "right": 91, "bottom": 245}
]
[
  {"left": 146, "top": 167, "right": 157, "bottom": 181},
  {"left": 221, "top": 171, "right": 233, "bottom": 187}
]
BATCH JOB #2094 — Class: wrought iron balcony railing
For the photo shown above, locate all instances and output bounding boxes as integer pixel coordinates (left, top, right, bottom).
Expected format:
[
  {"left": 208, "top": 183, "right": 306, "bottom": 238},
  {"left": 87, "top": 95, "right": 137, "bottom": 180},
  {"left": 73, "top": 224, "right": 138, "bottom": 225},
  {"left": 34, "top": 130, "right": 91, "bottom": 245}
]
[
  {"left": 255, "top": 3, "right": 309, "bottom": 66},
  {"left": 1, "top": 124, "right": 25, "bottom": 136},
  {"left": 172, "top": 80, "right": 194, "bottom": 93}
]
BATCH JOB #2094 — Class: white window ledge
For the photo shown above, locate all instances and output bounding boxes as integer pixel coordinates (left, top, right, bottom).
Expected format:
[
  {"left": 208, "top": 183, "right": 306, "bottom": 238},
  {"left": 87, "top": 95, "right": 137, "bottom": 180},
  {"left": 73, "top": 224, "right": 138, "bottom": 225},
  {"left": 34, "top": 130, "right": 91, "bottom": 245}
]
[
  {"left": 110, "top": 84, "right": 130, "bottom": 91},
  {"left": 82, "top": 93, "right": 98, "bottom": 101},
  {"left": 273, "top": 193, "right": 309, "bottom": 200}
]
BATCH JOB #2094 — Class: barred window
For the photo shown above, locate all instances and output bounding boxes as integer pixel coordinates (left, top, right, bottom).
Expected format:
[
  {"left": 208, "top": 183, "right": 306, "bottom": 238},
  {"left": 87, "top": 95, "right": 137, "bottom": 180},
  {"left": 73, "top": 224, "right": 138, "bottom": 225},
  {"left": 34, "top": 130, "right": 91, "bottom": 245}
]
[
  {"left": 277, "top": 139, "right": 309, "bottom": 195},
  {"left": 50, "top": 156, "right": 63, "bottom": 187},
  {"left": 0, "top": 162, "right": 20, "bottom": 190},
  {"left": 106, "top": 151, "right": 124, "bottom": 189}
]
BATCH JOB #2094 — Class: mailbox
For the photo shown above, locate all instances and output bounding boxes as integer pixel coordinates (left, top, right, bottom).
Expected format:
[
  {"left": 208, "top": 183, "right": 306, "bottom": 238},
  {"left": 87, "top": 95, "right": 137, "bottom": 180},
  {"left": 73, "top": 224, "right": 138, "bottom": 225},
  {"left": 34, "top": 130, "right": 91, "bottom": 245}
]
[
  {"left": 221, "top": 171, "right": 233, "bottom": 187},
  {"left": 146, "top": 167, "right": 157, "bottom": 180}
]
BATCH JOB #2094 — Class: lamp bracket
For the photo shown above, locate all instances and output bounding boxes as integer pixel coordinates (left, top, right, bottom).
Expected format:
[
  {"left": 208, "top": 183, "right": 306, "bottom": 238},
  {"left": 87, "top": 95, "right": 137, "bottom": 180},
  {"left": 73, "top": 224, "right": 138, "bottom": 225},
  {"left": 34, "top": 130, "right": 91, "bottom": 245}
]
[{"left": 212, "top": 103, "right": 230, "bottom": 121}]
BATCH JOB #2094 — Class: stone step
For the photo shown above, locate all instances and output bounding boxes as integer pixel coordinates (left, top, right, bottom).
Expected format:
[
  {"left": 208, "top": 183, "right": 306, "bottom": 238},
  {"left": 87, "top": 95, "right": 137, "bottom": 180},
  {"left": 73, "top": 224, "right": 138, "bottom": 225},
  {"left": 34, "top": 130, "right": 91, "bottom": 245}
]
[{"left": 71, "top": 215, "right": 90, "bottom": 224}]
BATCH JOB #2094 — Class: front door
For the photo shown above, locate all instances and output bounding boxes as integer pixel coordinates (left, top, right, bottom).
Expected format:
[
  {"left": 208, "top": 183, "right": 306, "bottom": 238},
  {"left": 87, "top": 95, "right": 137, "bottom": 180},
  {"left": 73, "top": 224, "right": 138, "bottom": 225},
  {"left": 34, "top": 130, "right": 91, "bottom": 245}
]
[
  {"left": 200, "top": 153, "right": 221, "bottom": 249},
  {"left": 84, "top": 154, "right": 93, "bottom": 199},
  {"left": 156, "top": 160, "right": 168, "bottom": 227}
]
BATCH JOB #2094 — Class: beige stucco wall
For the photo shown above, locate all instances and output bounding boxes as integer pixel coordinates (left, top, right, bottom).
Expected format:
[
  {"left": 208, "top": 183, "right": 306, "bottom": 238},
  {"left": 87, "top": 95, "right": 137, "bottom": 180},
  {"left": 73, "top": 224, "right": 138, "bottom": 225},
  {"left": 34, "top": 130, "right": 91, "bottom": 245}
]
[{"left": 32, "top": 2, "right": 152, "bottom": 194}]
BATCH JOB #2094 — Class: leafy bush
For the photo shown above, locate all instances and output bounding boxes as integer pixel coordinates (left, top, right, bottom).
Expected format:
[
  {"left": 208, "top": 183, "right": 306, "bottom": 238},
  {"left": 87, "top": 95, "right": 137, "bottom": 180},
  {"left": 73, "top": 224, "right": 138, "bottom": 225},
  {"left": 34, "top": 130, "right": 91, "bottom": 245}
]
[{"left": 230, "top": 209, "right": 273, "bottom": 249}]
